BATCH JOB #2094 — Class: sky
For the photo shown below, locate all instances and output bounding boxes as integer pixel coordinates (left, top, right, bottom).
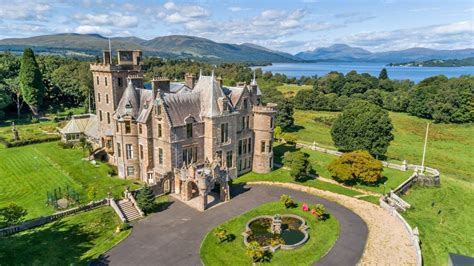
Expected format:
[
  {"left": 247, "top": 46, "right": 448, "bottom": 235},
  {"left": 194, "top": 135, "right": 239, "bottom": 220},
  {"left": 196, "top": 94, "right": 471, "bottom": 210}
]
[{"left": 0, "top": 0, "right": 473, "bottom": 54}]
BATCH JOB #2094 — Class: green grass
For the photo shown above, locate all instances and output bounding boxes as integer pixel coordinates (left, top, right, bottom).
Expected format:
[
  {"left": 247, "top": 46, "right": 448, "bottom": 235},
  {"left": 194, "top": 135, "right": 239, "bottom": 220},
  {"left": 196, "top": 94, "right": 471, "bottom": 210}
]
[
  {"left": 0, "top": 120, "right": 61, "bottom": 144},
  {"left": 276, "top": 84, "right": 312, "bottom": 97},
  {"left": 0, "top": 206, "right": 131, "bottom": 264},
  {"left": 0, "top": 142, "right": 140, "bottom": 219},
  {"left": 235, "top": 168, "right": 362, "bottom": 197},
  {"left": 290, "top": 109, "right": 474, "bottom": 264},
  {"left": 200, "top": 201, "right": 339, "bottom": 265}
]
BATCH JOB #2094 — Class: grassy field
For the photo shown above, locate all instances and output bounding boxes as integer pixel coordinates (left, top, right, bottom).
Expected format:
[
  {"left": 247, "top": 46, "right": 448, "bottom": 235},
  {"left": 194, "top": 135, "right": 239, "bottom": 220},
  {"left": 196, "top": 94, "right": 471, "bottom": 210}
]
[
  {"left": 0, "top": 119, "right": 61, "bottom": 143},
  {"left": 200, "top": 201, "right": 339, "bottom": 265},
  {"left": 0, "top": 142, "right": 140, "bottom": 219},
  {"left": 0, "top": 206, "right": 131, "bottom": 264},
  {"left": 276, "top": 84, "right": 312, "bottom": 97},
  {"left": 290, "top": 109, "right": 474, "bottom": 264}
]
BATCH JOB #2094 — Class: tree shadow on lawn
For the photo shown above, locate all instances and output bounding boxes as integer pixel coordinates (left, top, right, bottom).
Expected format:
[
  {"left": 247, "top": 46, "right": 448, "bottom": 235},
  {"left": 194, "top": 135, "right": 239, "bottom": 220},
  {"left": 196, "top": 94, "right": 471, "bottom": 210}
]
[
  {"left": 284, "top": 125, "right": 305, "bottom": 133},
  {"left": 0, "top": 220, "right": 98, "bottom": 265},
  {"left": 273, "top": 143, "right": 302, "bottom": 167}
]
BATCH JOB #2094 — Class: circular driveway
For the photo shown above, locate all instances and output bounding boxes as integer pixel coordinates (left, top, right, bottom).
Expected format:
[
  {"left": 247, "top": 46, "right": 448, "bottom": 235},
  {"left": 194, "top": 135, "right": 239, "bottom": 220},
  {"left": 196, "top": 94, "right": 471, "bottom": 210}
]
[{"left": 97, "top": 184, "right": 368, "bottom": 266}]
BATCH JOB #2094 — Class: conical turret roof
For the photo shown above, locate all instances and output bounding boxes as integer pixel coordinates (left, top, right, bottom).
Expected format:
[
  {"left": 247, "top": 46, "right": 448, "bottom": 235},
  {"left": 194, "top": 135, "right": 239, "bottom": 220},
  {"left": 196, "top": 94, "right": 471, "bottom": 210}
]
[{"left": 116, "top": 79, "right": 140, "bottom": 119}]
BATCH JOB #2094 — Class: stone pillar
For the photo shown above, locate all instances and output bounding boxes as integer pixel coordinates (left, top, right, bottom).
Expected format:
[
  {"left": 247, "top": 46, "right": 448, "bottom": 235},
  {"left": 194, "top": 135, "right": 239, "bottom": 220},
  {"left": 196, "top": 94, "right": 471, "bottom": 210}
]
[{"left": 200, "top": 192, "right": 208, "bottom": 211}]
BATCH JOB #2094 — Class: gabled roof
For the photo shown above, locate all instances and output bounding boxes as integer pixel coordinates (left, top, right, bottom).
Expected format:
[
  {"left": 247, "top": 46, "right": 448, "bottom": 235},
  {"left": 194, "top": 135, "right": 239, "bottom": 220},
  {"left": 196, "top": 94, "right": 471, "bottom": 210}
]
[
  {"left": 163, "top": 91, "right": 201, "bottom": 126},
  {"left": 60, "top": 114, "right": 98, "bottom": 139},
  {"left": 193, "top": 74, "right": 224, "bottom": 118}
]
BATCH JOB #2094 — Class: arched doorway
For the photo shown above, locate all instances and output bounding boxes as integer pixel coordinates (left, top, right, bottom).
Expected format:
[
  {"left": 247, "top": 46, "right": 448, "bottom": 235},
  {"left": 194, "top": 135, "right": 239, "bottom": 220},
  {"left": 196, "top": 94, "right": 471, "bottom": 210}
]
[{"left": 186, "top": 181, "right": 199, "bottom": 201}]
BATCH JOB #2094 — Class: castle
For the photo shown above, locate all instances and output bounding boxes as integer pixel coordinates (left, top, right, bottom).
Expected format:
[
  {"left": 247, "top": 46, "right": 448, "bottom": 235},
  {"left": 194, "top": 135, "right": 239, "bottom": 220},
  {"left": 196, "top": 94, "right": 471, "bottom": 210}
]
[{"left": 62, "top": 49, "right": 276, "bottom": 210}]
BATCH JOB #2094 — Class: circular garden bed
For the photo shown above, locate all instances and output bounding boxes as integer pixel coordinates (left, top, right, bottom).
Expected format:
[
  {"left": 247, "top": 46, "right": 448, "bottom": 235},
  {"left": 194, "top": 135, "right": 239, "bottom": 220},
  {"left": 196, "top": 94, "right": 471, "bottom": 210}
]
[{"left": 200, "top": 201, "right": 339, "bottom": 265}]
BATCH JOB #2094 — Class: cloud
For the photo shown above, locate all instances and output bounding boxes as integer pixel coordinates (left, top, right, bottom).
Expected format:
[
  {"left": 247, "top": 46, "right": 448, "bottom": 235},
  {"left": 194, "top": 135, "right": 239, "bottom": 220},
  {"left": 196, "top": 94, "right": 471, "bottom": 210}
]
[
  {"left": 334, "top": 12, "right": 375, "bottom": 24},
  {"left": 74, "top": 13, "right": 139, "bottom": 28},
  {"left": 0, "top": 1, "right": 51, "bottom": 20},
  {"left": 340, "top": 21, "right": 474, "bottom": 51},
  {"left": 75, "top": 25, "right": 112, "bottom": 35},
  {"left": 158, "top": 1, "right": 210, "bottom": 24},
  {"left": 228, "top": 6, "right": 248, "bottom": 12}
]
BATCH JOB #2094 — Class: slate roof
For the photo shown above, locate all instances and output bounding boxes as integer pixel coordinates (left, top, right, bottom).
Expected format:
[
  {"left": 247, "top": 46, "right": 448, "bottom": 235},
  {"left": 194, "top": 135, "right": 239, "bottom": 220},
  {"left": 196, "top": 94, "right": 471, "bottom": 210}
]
[
  {"left": 192, "top": 74, "right": 224, "bottom": 118},
  {"left": 116, "top": 79, "right": 154, "bottom": 123},
  {"left": 60, "top": 114, "right": 98, "bottom": 139},
  {"left": 163, "top": 91, "right": 201, "bottom": 126}
]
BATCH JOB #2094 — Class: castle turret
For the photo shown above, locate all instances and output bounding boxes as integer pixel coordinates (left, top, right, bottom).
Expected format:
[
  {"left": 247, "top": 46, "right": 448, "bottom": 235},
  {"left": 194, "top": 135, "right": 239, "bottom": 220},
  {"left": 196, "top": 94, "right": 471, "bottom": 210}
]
[{"left": 252, "top": 103, "right": 277, "bottom": 173}]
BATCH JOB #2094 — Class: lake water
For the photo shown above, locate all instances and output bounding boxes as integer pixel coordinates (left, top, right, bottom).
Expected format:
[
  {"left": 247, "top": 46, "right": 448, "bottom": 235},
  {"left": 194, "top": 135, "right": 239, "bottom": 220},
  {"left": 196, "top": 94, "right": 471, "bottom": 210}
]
[{"left": 256, "top": 62, "right": 473, "bottom": 83}]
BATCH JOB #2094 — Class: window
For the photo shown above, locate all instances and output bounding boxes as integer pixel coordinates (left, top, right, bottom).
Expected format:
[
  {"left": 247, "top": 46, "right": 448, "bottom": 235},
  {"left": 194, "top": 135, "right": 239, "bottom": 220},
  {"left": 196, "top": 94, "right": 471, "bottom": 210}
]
[
  {"left": 226, "top": 151, "right": 233, "bottom": 168},
  {"left": 261, "top": 141, "right": 266, "bottom": 153},
  {"left": 244, "top": 158, "right": 248, "bottom": 169},
  {"left": 158, "top": 124, "right": 162, "bottom": 137},
  {"left": 238, "top": 159, "right": 242, "bottom": 171},
  {"left": 268, "top": 141, "right": 272, "bottom": 153},
  {"left": 126, "top": 144, "right": 132, "bottom": 159},
  {"left": 96, "top": 76, "right": 99, "bottom": 85},
  {"left": 238, "top": 140, "right": 243, "bottom": 155},
  {"left": 116, "top": 122, "right": 119, "bottom": 132},
  {"left": 106, "top": 139, "right": 112, "bottom": 149},
  {"left": 127, "top": 166, "right": 134, "bottom": 176},
  {"left": 99, "top": 110, "right": 103, "bottom": 121},
  {"left": 139, "top": 144, "right": 144, "bottom": 159},
  {"left": 159, "top": 148, "right": 163, "bottom": 165},
  {"left": 182, "top": 147, "right": 197, "bottom": 165},
  {"left": 243, "top": 139, "right": 247, "bottom": 154},
  {"left": 269, "top": 158, "right": 272, "bottom": 168},
  {"left": 248, "top": 137, "right": 252, "bottom": 152},
  {"left": 221, "top": 123, "right": 228, "bottom": 143},
  {"left": 186, "top": 123, "right": 193, "bottom": 138},
  {"left": 241, "top": 116, "right": 245, "bottom": 130},
  {"left": 246, "top": 116, "right": 250, "bottom": 129},
  {"left": 118, "top": 77, "right": 123, "bottom": 87},
  {"left": 107, "top": 112, "right": 110, "bottom": 124},
  {"left": 117, "top": 143, "right": 121, "bottom": 157},
  {"left": 243, "top": 99, "right": 248, "bottom": 109},
  {"left": 125, "top": 121, "right": 131, "bottom": 134},
  {"left": 98, "top": 93, "right": 101, "bottom": 102},
  {"left": 270, "top": 117, "right": 274, "bottom": 129},
  {"left": 106, "top": 94, "right": 109, "bottom": 104},
  {"left": 156, "top": 105, "right": 161, "bottom": 115},
  {"left": 105, "top": 77, "right": 108, "bottom": 86},
  {"left": 139, "top": 124, "right": 142, "bottom": 134}
]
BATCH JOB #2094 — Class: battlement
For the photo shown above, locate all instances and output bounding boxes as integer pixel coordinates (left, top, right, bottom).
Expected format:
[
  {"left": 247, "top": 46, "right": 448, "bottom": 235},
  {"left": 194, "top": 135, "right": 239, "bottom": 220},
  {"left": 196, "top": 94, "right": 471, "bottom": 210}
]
[
  {"left": 90, "top": 63, "right": 143, "bottom": 72},
  {"left": 128, "top": 74, "right": 144, "bottom": 79},
  {"left": 152, "top": 76, "right": 170, "bottom": 81},
  {"left": 252, "top": 103, "right": 277, "bottom": 113}
]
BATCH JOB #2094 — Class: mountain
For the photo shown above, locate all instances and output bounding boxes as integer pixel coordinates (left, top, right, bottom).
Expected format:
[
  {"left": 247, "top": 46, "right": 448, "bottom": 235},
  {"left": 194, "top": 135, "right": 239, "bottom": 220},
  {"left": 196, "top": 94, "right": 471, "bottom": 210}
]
[
  {"left": 0, "top": 33, "right": 301, "bottom": 63},
  {"left": 296, "top": 44, "right": 372, "bottom": 61},
  {"left": 296, "top": 44, "right": 474, "bottom": 63}
]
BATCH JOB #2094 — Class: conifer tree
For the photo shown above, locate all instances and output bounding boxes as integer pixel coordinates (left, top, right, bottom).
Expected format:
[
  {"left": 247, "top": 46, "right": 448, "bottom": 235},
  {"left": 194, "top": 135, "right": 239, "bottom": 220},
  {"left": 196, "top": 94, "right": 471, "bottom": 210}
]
[
  {"left": 378, "top": 68, "right": 388, "bottom": 80},
  {"left": 136, "top": 185, "right": 156, "bottom": 215},
  {"left": 19, "top": 48, "right": 44, "bottom": 117}
]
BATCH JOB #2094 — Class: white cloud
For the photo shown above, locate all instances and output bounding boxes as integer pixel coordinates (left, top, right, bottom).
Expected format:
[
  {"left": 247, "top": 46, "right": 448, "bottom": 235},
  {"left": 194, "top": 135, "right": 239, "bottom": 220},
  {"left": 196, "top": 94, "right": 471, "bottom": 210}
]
[
  {"left": 0, "top": 1, "right": 51, "bottom": 20},
  {"left": 159, "top": 1, "right": 210, "bottom": 24},
  {"left": 75, "top": 25, "right": 112, "bottom": 35},
  {"left": 74, "top": 12, "right": 139, "bottom": 28}
]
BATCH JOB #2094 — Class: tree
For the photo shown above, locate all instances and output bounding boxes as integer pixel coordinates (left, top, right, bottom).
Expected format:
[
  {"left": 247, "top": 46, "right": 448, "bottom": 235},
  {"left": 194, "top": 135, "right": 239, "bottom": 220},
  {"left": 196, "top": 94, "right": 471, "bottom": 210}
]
[
  {"left": 78, "top": 136, "right": 93, "bottom": 158},
  {"left": 136, "top": 185, "right": 156, "bottom": 215},
  {"left": 276, "top": 99, "right": 294, "bottom": 130},
  {"left": 274, "top": 126, "right": 282, "bottom": 141},
  {"left": 0, "top": 203, "right": 28, "bottom": 228},
  {"left": 379, "top": 68, "right": 389, "bottom": 80},
  {"left": 281, "top": 132, "right": 298, "bottom": 145},
  {"left": 282, "top": 151, "right": 311, "bottom": 181},
  {"left": 331, "top": 100, "right": 394, "bottom": 157},
  {"left": 327, "top": 150, "right": 383, "bottom": 184},
  {"left": 19, "top": 48, "right": 45, "bottom": 117},
  {"left": 0, "top": 77, "right": 23, "bottom": 118}
]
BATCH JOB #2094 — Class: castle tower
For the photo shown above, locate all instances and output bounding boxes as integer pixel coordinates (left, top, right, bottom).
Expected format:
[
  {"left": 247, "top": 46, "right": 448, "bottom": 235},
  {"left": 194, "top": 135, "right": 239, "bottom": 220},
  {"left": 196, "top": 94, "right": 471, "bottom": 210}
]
[
  {"left": 252, "top": 103, "right": 277, "bottom": 173},
  {"left": 90, "top": 50, "right": 144, "bottom": 150}
]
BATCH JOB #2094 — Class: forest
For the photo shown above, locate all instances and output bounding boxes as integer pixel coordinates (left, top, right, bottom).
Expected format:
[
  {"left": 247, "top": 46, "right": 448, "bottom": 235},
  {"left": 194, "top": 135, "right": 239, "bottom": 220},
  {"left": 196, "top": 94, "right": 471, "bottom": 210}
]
[{"left": 0, "top": 50, "right": 472, "bottom": 125}]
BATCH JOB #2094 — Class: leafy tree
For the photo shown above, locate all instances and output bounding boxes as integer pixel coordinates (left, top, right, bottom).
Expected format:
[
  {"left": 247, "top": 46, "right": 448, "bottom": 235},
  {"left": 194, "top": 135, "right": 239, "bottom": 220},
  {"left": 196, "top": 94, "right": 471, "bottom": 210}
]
[
  {"left": 362, "top": 89, "right": 384, "bottom": 106},
  {"left": 331, "top": 100, "right": 394, "bottom": 157},
  {"left": 0, "top": 203, "right": 28, "bottom": 228},
  {"left": 273, "top": 126, "right": 282, "bottom": 141},
  {"left": 281, "top": 132, "right": 298, "bottom": 145},
  {"left": 379, "top": 68, "right": 389, "bottom": 80},
  {"left": 19, "top": 48, "right": 45, "bottom": 117},
  {"left": 282, "top": 151, "right": 311, "bottom": 181},
  {"left": 327, "top": 150, "right": 383, "bottom": 184},
  {"left": 136, "top": 185, "right": 156, "bottom": 215},
  {"left": 293, "top": 89, "right": 315, "bottom": 110},
  {"left": 276, "top": 99, "right": 294, "bottom": 130},
  {"left": 0, "top": 88, "right": 11, "bottom": 118},
  {"left": 78, "top": 136, "right": 93, "bottom": 158},
  {"left": 51, "top": 61, "right": 93, "bottom": 107},
  {"left": 0, "top": 77, "right": 22, "bottom": 118}
]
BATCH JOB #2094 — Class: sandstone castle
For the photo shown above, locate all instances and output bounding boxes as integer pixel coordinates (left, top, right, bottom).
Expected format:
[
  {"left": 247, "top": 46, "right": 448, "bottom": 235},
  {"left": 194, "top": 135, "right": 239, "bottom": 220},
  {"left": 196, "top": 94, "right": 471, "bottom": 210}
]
[{"left": 62, "top": 49, "right": 276, "bottom": 210}]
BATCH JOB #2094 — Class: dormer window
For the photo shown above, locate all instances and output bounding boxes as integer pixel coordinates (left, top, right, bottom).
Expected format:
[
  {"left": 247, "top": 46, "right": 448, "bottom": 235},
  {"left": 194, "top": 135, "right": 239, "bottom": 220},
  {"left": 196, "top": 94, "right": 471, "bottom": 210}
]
[
  {"left": 186, "top": 123, "right": 193, "bottom": 138},
  {"left": 125, "top": 101, "right": 132, "bottom": 114},
  {"left": 243, "top": 99, "right": 248, "bottom": 109}
]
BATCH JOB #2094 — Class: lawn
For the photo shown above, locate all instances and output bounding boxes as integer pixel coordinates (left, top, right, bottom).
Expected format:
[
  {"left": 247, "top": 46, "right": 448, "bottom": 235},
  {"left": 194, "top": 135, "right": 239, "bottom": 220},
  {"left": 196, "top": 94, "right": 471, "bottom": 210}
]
[
  {"left": 289, "top": 109, "right": 474, "bottom": 264},
  {"left": 0, "top": 206, "right": 131, "bottom": 264},
  {"left": 276, "top": 83, "right": 312, "bottom": 97},
  {"left": 0, "top": 142, "right": 140, "bottom": 219},
  {"left": 0, "top": 119, "right": 61, "bottom": 144},
  {"left": 200, "top": 201, "right": 339, "bottom": 265}
]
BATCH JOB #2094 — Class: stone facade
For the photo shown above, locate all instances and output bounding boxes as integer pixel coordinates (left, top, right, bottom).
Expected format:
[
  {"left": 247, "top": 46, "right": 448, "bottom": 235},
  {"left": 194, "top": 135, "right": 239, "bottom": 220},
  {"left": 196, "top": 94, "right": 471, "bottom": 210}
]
[{"left": 87, "top": 49, "right": 276, "bottom": 210}]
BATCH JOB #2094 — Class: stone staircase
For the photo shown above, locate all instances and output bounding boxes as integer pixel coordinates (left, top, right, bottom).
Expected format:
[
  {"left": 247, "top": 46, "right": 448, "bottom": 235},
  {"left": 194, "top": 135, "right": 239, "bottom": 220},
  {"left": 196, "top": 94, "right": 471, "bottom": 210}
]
[{"left": 118, "top": 200, "right": 142, "bottom": 222}]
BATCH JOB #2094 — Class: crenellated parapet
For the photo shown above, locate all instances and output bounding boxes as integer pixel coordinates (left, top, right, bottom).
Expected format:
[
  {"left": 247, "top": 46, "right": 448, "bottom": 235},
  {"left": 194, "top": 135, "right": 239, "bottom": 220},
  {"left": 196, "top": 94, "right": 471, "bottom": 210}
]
[{"left": 252, "top": 103, "right": 277, "bottom": 114}]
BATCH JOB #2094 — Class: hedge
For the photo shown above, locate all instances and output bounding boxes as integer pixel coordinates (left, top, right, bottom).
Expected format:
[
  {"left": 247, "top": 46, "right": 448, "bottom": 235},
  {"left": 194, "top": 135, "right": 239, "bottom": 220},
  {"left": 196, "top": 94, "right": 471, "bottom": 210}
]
[{"left": 0, "top": 135, "right": 61, "bottom": 148}]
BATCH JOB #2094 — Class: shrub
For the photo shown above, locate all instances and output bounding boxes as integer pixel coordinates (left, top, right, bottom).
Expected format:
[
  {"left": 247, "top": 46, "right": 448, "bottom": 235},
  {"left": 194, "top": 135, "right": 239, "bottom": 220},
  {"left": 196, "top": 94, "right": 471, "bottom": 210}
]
[
  {"left": 2, "top": 135, "right": 61, "bottom": 148},
  {"left": 270, "top": 235, "right": 284, "bottom": 246},
  {"left": 327, "top": 150, "right": 383, "bottom": 184},
  {"left": 281, "top": 132, "right": 298, "bottom": 145},
  {"left": 282, "top": 151, "right": 311, "bottom": 181},
  {"left": 280, "top": 194, "right": 295, "bottom": 209},
  {"left": 136, "top": 185, "right": 156, "bottom": 215},
  {"left": 214, "top": 226, "right": 229, "bottom": 243},
  {"left": 58, "top": 141, "right": 74, "bottom": 149},
  {"left": 246, "top": 241, "right": 265, "bottom": 262},
  {"left": 302, "top": 203, "right": 309, "bottom": 212},
  {"left": 312, "top": 204, "right": 329, "bottom": 221},
  {"left": 0, "top": 203, "right": 28, "bottom": 228},
  {"left": 119, "top": 222, "right": 132, "bottom": 231}
]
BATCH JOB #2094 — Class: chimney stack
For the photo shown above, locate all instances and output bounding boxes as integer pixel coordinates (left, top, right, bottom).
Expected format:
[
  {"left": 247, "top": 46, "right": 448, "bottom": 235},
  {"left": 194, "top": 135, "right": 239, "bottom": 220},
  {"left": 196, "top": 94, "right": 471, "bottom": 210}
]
[
  {"left": 102, "top": 50, "right": 111, "bottom": 65},
  {"left": 185, "top": 73, "right": 197, "bottom": 89},
  {"left": 152, "top": 77, "right": 170, "bottom": 95},
  {"left": 216, "top": 77, "right": 223, "bottom": 88}
]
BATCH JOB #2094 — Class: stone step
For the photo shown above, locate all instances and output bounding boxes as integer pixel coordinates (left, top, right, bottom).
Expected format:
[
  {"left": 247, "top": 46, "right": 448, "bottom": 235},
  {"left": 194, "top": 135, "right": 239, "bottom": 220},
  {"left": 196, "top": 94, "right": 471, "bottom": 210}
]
[{"left": 118, "top": 200, "right": 141, "bottom": 221}]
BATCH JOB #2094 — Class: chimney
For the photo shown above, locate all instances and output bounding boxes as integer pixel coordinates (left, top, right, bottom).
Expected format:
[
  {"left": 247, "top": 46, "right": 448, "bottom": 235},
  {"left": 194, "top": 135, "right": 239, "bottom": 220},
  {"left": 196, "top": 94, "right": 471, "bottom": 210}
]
[
  {"left": 128, "top": 74, "right": 144, "bottom": 88},
  {"left": 152, "top": 77, "right": 170, "bottom": 95},
  {"left": 102, "top": 50, "right": 111, "bottom": 65},
  {"left": 185, "top": 73, "right": 196, "bottom": 89},
  {"left": 216, "top": 77, "right": 223, "bottom": 88},
  {"left": 132, "top": 50, "right": 142, "bottom": 66}
]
